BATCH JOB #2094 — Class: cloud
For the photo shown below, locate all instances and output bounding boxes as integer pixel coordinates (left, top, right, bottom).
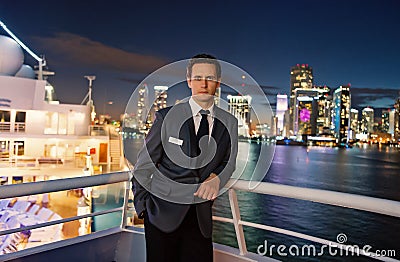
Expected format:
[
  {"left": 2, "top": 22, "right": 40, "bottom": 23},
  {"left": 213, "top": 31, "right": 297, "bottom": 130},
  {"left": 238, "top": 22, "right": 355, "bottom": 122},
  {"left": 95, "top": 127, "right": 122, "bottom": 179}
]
[
  {"left": 351, "top": 87, "right": 399, "bottom": 96},
  {"left": 32, "top": 32, "right": 167, "bottom": 74},
  {"left": 351, "top": 87, "right": 399, "bottom": 109},
  {"left": 117, "top": 77, "right": 146, "bottom": 84},
  {"left": 354, "top": 97, "right": 396, "bottom": 109}
]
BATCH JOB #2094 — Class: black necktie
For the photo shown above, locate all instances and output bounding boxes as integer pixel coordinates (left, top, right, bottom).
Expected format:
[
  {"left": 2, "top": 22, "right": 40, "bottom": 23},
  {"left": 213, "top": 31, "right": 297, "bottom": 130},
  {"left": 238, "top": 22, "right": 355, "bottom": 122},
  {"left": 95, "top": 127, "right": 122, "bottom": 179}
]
[
  {"left": 197, "top": 109, "right": 209, "bottom": 139},
  {"left": 196, "top": 109, "right": 210, "bottom": 154}
]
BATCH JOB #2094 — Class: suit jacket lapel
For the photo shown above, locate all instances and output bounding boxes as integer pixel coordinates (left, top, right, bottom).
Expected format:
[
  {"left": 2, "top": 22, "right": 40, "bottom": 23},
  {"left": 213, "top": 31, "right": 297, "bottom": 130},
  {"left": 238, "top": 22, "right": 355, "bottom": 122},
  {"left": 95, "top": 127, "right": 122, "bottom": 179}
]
[
  {"left": 211, "top": 107, "right": 225, "bottom": 143},
  {"left": 179, "top": 103, "right": 226, "bottom": 167},
  {"left": 179, "top": 102, "right": 197, "bottom": 157}
]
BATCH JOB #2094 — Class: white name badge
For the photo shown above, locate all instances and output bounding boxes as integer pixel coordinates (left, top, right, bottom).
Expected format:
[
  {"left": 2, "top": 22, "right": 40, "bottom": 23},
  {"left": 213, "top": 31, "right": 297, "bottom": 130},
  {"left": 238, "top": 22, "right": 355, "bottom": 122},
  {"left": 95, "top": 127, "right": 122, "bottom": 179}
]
[{"left": 168, "top": 136, "right": 183, "bottom": 146}]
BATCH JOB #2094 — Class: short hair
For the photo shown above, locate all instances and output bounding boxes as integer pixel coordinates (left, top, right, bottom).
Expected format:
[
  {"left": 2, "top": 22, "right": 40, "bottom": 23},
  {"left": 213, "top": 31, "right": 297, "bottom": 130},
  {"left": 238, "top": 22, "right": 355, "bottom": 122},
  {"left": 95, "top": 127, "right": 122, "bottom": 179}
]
[{"left": 186, "top": 54, "right": 221, "bottom": 79}]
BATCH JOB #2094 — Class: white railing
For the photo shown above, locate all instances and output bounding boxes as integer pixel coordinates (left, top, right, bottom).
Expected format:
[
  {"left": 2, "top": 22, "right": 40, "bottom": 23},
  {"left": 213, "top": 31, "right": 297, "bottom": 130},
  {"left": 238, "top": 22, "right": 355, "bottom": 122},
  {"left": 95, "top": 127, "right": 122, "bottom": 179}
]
[
  {"left": 0, "top": 172, "right": 130, "bottom": 260},
  {"left": 0, "top": 172, "right": 129, "bottom": 199},
  {"left": 0, "top": 173, "right": 399, "bottom": 261},
  {"left": 0, "top": 122, "right": 11, "bottom": 132},
  {"left": 213, "top": 180, "right": 400, "bottom": 261},
  {"left": 0, "top": 156, "right": 67, "bottom": 169},
  {"left": 14, "top": 123, "right": 25, "bottom": 133},
  {"left": 0, "top": 122, "right": 25, "bottom": 133}
]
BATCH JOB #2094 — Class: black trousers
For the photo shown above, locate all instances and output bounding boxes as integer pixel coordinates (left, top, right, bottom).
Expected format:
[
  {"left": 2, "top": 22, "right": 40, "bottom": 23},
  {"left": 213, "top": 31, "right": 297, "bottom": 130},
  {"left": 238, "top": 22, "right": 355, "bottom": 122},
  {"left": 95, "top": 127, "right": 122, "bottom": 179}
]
[{"left": 144, "top": 205, "right": 213, "bottom": 262}]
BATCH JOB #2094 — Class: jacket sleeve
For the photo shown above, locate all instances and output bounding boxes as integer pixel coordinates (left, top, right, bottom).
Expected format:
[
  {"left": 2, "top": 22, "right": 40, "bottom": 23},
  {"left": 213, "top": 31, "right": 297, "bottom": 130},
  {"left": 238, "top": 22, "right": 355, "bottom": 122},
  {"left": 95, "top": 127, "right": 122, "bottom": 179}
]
[{"left": 131, "top": 111, "right": 165, "bottom": 218}]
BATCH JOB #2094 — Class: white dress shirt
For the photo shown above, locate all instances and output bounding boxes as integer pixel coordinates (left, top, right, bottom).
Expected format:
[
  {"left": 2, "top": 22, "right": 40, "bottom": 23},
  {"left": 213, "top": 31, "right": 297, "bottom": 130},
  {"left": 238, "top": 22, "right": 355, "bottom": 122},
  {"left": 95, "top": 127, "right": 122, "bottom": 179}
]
[{"left": 189, "top": 97, "right": 214, "bottom": 137}]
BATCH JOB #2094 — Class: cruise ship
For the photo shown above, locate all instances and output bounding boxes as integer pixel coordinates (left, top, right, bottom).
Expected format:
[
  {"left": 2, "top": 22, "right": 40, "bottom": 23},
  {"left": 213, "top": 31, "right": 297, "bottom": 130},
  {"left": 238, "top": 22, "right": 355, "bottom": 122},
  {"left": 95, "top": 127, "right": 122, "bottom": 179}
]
[
  {"left": 0, "top": 29, "right": 123, "bottom": 176},
  {"left": 1, "top": 22, "right": 399, "bottom": 262}
]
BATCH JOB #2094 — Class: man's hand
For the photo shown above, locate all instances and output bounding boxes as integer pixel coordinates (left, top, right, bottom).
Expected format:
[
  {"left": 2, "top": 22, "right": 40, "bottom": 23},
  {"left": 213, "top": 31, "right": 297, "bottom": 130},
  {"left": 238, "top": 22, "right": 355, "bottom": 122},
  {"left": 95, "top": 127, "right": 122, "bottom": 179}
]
[{"left": 194, "top": 173, "right": 220, "bottom": 200}]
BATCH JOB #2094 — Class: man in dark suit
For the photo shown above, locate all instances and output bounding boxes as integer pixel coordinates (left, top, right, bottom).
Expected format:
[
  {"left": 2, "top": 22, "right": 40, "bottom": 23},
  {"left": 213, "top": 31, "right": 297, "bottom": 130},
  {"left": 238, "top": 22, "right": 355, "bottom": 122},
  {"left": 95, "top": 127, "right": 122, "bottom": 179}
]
[{"left": 132, "top": 54, "right": 238, "bottom": 262}]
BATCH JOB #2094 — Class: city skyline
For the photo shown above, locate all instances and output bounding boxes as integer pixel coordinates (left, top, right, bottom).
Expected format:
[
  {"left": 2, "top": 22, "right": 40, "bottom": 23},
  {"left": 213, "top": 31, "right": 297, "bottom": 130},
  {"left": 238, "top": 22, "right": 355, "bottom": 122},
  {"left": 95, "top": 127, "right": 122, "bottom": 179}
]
[{"left": 1, "top": 0, "right": 399, "bottom": 119}]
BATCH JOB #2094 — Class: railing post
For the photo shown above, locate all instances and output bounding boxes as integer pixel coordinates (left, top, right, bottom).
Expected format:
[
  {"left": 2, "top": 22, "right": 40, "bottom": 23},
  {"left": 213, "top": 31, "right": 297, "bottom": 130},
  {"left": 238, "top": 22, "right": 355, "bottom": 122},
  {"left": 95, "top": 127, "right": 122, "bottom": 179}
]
[
  {"left": 228, "top": 189, "right": 248, "bottom": 255},
  {"left": 121, "top": 171, "right": 134, "bottom": 228}
]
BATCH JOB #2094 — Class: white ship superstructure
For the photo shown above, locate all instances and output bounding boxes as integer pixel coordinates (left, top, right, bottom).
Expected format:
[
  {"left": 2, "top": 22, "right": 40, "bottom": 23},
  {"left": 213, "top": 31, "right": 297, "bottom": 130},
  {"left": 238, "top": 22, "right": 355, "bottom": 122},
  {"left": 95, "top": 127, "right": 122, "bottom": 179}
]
[{"left": 0, "top": 32, "right": 120, "bottom": 176}]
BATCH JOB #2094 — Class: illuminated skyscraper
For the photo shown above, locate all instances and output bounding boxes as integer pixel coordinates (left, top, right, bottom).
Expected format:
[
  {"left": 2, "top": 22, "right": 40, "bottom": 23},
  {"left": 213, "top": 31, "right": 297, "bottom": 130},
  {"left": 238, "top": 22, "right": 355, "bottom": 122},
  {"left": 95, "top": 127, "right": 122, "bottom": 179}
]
[
  {"left": 292, "top": 85, "right": 331, "bottom": 136},
  {"left": 214, "top": 87, "right": 221, "bottom": 107},
  {"left": 153, "top": 86, "right": 168, "bottom": 111},
  {"left": 388, "top": 109, "right": 395, "bottom": 135},
  {"left": 332, "top": 85, "right": 351, "bottom": 143},
  {"left": 227, "top": 95, "right": 251, "bottom": 137},
  {"left": 361, "top": 107, "right": 374, "bottom": 134},
  {"left": 136, "top": 84, "right": 148, "bottom": 131},
  {"left": 276, "top": 94, "right": 288, "bottom": 135},
  {"left": 393, "top": 96, "right": 400, "bottom": 142},
  {"left": 314, "top": 85, "right": 331, "bottom": 134},
  {"left": 146, "top": 85, "right": 168, "bottom": 130},
  {"left": 294, "top": 90, "right": 319, "bottom": 136},
  {"left": 122, "top": 113, "right": 137, "bottom": 129},
  {"left": 350, "top": 108, "right": 360, "bottom": 134},
  {"left": 289, "top": 64, "right": 313, "bottom": 134},
  {"left": 350, "top": 108, "right": 359, "bottom": 137},
  {"left": 381, "top": 109, "right": 390, "bottom": 133}
]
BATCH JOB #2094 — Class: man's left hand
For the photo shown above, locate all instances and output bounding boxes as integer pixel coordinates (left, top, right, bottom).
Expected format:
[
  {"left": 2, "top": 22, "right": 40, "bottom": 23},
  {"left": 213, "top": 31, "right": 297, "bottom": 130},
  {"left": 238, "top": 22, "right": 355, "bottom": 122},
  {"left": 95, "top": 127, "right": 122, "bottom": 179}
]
[{"left": 194, "top": 173, "right": 220, "bottom": 200}]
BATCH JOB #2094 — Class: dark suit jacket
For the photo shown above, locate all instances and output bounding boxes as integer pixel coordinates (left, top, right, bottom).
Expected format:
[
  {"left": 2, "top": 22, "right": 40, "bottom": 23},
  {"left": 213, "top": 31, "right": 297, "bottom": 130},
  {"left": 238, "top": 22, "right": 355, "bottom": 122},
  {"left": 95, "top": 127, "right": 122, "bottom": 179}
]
[{"left": 132, "top": 101, "right": 238, "bottom": 238}]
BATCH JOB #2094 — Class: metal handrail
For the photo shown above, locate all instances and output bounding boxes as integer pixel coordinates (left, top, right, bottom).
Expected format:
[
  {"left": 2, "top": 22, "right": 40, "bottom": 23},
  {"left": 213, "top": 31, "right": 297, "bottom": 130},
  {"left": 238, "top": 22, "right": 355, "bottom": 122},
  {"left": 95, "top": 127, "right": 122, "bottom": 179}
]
[
  {"left": 0, "top": 207, "right": 123, "bottom": 237},
  {"left": 0, "top": 172, "right": 129, "bottom": 240},
  {"left": 0, "top": 171, "right": 130, "bottom": 199},
  {"left": 1, "top": 173, "right": 399, "bottom": 227},
  {"left": 212, "top": 180, "right": 400, "bottom": 261},
  {"left": 0, "top": 172, "right": 130, "bottom": 260},
  {"left": 1, "top": 173, "right": 399, "bottom": 261},
  {"left": 227, "top": 180, "right": 400, "bottom": 218}
]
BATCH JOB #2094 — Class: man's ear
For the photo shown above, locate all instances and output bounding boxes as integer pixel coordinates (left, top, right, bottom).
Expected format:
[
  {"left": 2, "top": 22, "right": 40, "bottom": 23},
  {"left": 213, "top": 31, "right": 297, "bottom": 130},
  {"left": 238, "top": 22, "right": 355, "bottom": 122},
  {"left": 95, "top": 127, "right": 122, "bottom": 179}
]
[{"left": 187, "top": 78, "right": 192, "bottom": 89}]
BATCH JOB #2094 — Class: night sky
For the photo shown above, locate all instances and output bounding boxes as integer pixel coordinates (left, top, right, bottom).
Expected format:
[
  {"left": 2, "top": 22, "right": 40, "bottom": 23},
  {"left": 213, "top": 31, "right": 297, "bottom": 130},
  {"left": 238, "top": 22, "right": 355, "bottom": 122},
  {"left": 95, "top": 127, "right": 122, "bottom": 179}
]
[{"left": 1, "top": 0, "right": 399, "bottom": 120}]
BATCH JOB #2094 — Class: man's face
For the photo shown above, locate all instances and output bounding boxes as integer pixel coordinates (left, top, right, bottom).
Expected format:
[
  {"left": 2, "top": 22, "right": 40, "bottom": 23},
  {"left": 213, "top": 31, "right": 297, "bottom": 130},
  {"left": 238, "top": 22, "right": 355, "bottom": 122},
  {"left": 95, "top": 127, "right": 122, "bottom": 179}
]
[{"left": 187, "top": 63, "right": 220, "bottom": 103}]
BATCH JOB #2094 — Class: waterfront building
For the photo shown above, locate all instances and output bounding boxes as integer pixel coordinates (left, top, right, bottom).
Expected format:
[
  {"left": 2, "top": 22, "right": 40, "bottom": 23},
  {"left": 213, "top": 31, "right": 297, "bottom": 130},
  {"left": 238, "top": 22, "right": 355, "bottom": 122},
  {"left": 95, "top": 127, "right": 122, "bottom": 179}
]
[
  {"left": 350, "top": 108, "right": 359, "bottom": 140},
  {"left": 146, "top": 85, "right": 168, "bottom": 130},
  {"left": 227, "top": 95, "right": 252, "bottom": 137},
  {"left": 121, "top": 84, "right": 148, "bottom": 134},
  {"left": 136, "top": 84, "right": 148, "bottom": 132},
  {"left": 294, "top": 89, "right": 319, "bottom": 136},
  {"left": 271, "top": 116, "right": 277, "bottom": 137},
  {"left": 283, "top": 110, "right": 291, "bottom": 138},
  {"left": 388, "top": 109, "right": 395, "bottom": 135},
  {"left": 332, "top": 84, "right": 351, "bottom": 143},
  {"left": 314, "top": 85, "right": 331, "bottom": 134},
  {"left": 214, "top": 86, "right": 221, "bottom": 107},
  {"left": 122, "top": 113, "right": 138, "bottom": 129},
  {"left": 275, "top": 94, "right": 288, "bottom": 136},
  {"left": 153, "top": 85, "right": 168, "bottom": 112},
  {"left": 255, "top": 123, "right": 271, "bottom": 138},
  {"left": 394, "top": 96, "right": 400, "bottom": 142},
  {"left": 289, "top": 64, "right": 313, "bottom": 135},
  {"left": 361, "top": 107, "right": 374, "bottom": 135},
  {"left": 381, "top": 109, "right": 390, "bottom": 133},
  {"left": 289, "top": 66, "right": 331, "bottom": 137}
]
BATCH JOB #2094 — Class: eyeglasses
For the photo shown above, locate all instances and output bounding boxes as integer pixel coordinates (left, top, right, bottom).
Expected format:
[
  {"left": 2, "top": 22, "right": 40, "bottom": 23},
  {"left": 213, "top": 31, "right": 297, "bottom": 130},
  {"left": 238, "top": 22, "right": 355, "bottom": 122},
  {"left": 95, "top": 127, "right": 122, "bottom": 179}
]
[{"left": 191, "top": 76, "right": 218, "bottom": 82}]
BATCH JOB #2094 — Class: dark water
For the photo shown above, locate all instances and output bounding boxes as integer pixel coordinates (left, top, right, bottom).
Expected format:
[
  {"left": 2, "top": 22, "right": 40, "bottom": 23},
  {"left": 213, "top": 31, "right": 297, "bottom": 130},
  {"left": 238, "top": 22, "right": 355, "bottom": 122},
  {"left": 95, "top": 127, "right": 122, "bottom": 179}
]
[
  {"left": 118, "top": 139, "right": 400, "bottom": 261},
  {"left": 213, "top": 143, "right": 400, "bottom": 261}
]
